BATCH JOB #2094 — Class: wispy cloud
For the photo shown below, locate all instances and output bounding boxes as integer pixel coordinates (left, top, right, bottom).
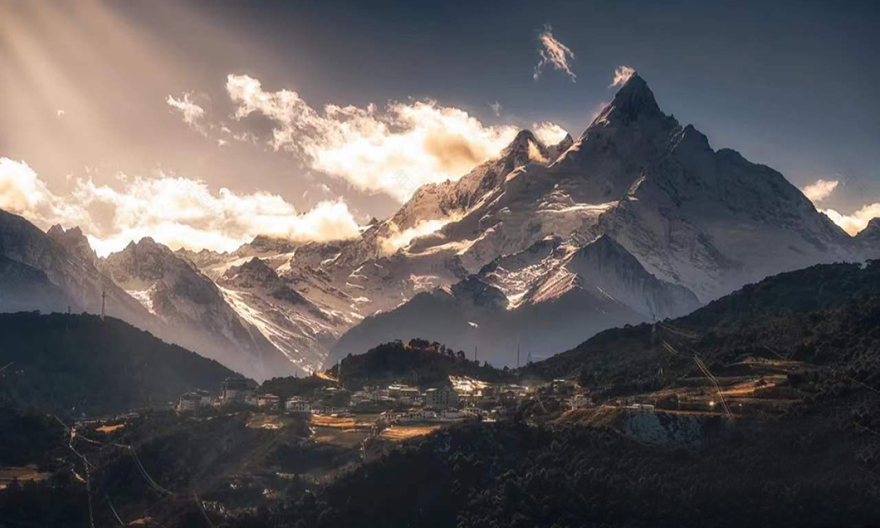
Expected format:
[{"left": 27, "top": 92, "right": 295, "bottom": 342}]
[
  {"left": 489, "top": 101, "right": 503, "bottom": 117},
  {"left": 0, "top": 158, "right": 361, "bottom": 256},
  {"left": 226, "top": 74, "right": 519, "bottom": 202},
  {"left": 610, "top": 66, "right": 636, "bottom": 88},
  {"left": 166, "top": 91, "right": 207, "bottom": 135},
  {"left": 801, "top": 179, "right": 839, "bottom": 203},
  {"left": 380, "top": 219, "right": 451, "bottom": 254},
  {"left": 533, "top": 24, "right": 576, "bottom": 82},
  {"left": 531, "top": 122, "right": 568, "bottom": 145}
]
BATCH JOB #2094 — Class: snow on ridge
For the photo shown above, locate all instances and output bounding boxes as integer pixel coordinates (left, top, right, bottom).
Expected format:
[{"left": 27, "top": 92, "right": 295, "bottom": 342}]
[{"left": 126, "top": 284, "right": 158, "bottom": 316}]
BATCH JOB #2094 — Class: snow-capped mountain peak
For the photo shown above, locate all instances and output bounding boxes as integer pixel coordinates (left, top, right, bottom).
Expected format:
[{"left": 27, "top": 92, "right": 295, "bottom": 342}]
[{"left": 593, "top": 72, "right": 663, "bottom": 126}]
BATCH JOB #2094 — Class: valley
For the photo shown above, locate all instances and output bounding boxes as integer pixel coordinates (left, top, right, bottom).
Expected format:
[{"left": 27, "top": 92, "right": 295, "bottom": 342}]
[{"left": 3, "top": 261, "right": 880, "bottom": 526}]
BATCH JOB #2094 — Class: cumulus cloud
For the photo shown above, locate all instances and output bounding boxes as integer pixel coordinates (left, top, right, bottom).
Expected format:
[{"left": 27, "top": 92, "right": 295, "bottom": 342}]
[
  {"left": 0, "top": 158, "right": 360, "bottom": 257},
  {"left": 801, "top": 179, "right": 839, "bottom": 203},
  {"left": 610, "top": 66, "right": 636, "bottom": 88},
  {"left": 166, "top": 92, "right": 207, "bottom": 134},
  {"left": 799, "top": 178, "right": 879, "bottom": 235},
  {"left": 0, "top": 158, "right": 90, "bottom": 228},
  {"left": 533, "top": 24, "right": 576, "bottom": 82},
  {"left": 226, "top": 74, "right": 518, "bottom": 202},
  {"left": 532, "top": 122, "right": 569, "bottom": 145},
  {"left": 821, "top": 204, "right": 880, "bottom": 236}
]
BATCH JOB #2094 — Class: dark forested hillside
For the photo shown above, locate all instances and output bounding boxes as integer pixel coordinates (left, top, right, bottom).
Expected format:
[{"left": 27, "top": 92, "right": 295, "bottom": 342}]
[
  {"left": 0, "top": 312, "right": 237, "bottom": 416},
  {"left": 528, "top": 261, "right": 880, "bottom": 388},
  {"left": 240, "top": 397, "right": 880, "bottom": 528},
  {"left": 329, "top": 338, "right": 512, "bottom": 390}
]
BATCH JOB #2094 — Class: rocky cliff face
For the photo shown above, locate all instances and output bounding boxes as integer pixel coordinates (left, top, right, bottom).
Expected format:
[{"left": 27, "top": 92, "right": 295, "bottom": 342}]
[
  {"left": 0, "top": 209, "right": 156, "bottom": 327},
  {"left": 855, "top": 218, "right": 880, "bottom": 259},
  {"left": 100, "top": 237, "right": 297, "bottom": 380}
]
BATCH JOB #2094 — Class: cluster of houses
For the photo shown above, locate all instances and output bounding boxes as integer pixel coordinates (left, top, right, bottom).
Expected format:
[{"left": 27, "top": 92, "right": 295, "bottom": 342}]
[
  {"left": 177, "top": 377, "right": 351, "bottom": 415},
  {"left": 346, "top": 384, "right": 460, "bottom": 408},
  {"left": 177, "top": 375, "right": 595, "bottom": 422}
]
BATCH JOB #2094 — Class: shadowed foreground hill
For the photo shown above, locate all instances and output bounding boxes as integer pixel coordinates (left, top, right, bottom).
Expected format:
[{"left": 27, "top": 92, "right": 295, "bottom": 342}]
[
  {"left": 0, "top": 312, "right": 237, "bottom": 416},
  {"left": 528, "top": 261, "right": 880, "bottom": 388}
]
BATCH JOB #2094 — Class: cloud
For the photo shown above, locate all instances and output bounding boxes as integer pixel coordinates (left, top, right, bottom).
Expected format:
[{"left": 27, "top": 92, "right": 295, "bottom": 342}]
[
  {"left": 0, "top": 158, "right": 90, "bottom": 228},
  {"left": 166, "top": 92, "right": 207, "bottom": 134},
  {"left": 531, "top": 122, "right": 568, "bottom": 145},
  {"left": 801, "top": 179, "right": 839, "bottom": 203},
  {"left": 56, "top": 109, "right": 65, "bottom": 118},
  {"left": 610, "top": 66, "right": 636, "bottom": 88},
  {"left": 0, "top": 158, "right": 360, "bottom": 257},
  {"left": 380, "top": 219, "right": 451, "bottom": 254},
  {"left": 489, "top": 101, "right": 503, "bottom": 117},
  {"left": 226, "top": 74, "right": 519, "bottom": 202},
  {"left": 533, "top": 24, "right": 576, "bottom": 82},
  {"left": 821, "top": 204, "right": 880, "bottom": 236},
  {"left": 527, "top": 141, "right": 548, "bottom": 164},
  {"left": 798, "top": 178, "right": 880, "bottom": 235}
]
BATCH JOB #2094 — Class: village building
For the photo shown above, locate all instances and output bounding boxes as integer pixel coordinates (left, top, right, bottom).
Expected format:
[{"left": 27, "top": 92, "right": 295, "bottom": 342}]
[
  {"left": 285, "top": 397, "right": 311, "bottom": 413},
  {"left": 397, "top": 410, "right": 437, "bottom": 423},
  {"left": 222, "top": 377, "right": 258, "bottom": 402},
  {"left": 570, "top": 394, "right": 593, "bottom": 410},
  {"left": 437, "top": 409, "right": 467, "bottom": 421},
  {"left": 257, "top": 393, "right": 281, "bottom": 409},
  {"left": 194, "top": 389, "right": 212, "bottom": 405},
  {"left": 176, "top": 392, "right": 203, "bottom": 412},
  {"left": 425, "top": 387, "right": 459, "bottom": 409}
]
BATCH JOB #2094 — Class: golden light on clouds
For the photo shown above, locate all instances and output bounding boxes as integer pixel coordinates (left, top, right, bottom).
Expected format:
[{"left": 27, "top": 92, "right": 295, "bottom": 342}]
[
  {"left": 0, "top": 158, "right": 360, "bottom": 256},
  {"left": 800, "top": 178, "right": 880, "bottom": 235},
  {"left": 226, "top": 74, "right": 521, "bottom": 202},
  {"left": 0, "top": 3, "right": 571, "bottom": 256}
]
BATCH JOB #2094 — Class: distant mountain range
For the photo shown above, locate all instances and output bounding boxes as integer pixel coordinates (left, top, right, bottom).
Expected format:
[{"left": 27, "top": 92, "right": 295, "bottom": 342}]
[{"left": 1, "top": 73, "right": 877, "bottom": 377}]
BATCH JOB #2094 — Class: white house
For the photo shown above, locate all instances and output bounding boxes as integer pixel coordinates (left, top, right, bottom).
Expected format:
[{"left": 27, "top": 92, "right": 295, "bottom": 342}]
[{"left": 285, "top": 398, "right": 311, "bottom": 413}]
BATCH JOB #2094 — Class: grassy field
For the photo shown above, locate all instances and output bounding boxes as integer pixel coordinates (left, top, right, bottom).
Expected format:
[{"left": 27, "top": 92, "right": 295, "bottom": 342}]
[
  {"left": 380, "top": 425, "right": 443, "bottom": 442},
  {"left": 0, "top": 465, "right": 51, "bottom": 490}
]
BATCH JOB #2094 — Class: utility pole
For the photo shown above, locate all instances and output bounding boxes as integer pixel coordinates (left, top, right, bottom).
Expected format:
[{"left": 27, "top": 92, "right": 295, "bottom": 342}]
[
  {"left": 101, "top": 290, "right": 106, "bottom": 321},
  {"left": 474, "top": 346, "right": 478, "bottom": 363},
  {"left": 517, "top": 344, "right": 520, "bottom": 368}
]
